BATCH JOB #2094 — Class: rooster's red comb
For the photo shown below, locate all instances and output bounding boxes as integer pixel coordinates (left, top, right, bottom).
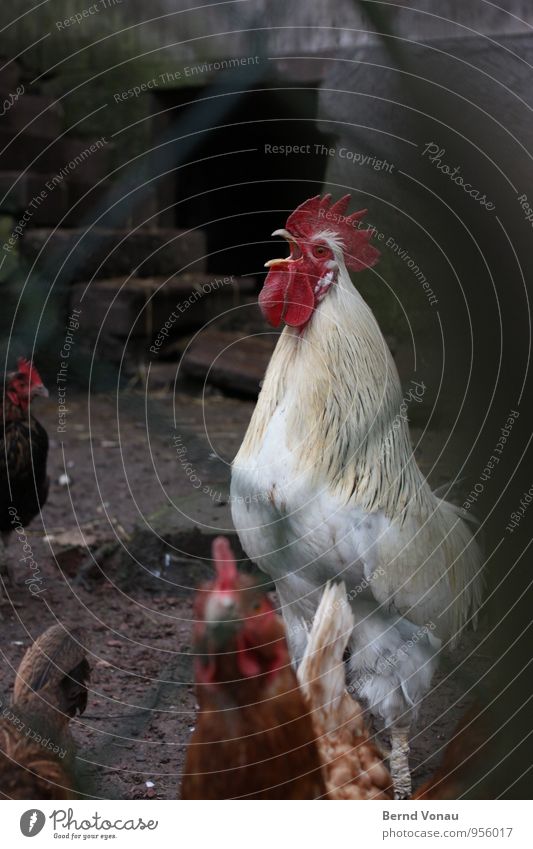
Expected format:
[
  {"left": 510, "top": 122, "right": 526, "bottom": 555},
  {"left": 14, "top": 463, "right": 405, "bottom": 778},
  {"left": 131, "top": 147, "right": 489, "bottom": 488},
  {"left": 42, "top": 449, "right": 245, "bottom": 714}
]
[
  {"left": 212, "top": 536, "right": 238, "bottom": 590},
  {"left": 284, "top": 194, "right": 380, "bottom": 272}
]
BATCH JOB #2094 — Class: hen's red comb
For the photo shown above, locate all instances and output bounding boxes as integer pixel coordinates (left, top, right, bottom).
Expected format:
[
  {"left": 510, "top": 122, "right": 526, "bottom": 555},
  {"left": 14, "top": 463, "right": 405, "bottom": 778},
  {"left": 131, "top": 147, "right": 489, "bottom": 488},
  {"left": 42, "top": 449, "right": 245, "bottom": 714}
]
[
  {"left": 17, "top": 357, "right": 32, "bottom": 374},
  {"left": 284, "top": 194, "right": 380, "bottom": 272},
  {"left": 15, "top": 357, "right": 44, "bottom": 386},
  {"left": 212, "top": 536, "right": 238, "bottom": 590}
]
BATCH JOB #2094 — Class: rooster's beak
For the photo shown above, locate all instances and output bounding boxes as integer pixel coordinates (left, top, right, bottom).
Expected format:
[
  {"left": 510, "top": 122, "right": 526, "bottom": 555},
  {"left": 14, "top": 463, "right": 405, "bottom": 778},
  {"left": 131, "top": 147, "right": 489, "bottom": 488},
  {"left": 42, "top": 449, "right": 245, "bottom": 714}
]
[
  {"left": 264, "top": 258, "right": 291, "bottom": 268},
  {"left": 264, "top": 229, "right": 299, "bottom": 268}
]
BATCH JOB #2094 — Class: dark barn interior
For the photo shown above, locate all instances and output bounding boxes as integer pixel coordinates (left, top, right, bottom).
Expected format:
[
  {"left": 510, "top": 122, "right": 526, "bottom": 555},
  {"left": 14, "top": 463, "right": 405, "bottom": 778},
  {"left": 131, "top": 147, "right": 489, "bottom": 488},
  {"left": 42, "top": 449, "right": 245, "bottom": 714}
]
[{"left": 152, "top": 84, "right": 333, "bottom": 277}]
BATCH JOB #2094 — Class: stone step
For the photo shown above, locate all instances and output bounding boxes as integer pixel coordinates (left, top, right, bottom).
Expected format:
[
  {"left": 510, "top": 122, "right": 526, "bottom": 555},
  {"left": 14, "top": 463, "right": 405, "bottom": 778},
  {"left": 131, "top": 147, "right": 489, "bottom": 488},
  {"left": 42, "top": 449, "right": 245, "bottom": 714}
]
[
  {"left": 181, "top": 328, "right": 277, "bottom": 397},
  {"left": 71, "top": 271, "right": 255, "bottom": 333},
  {"left": 0, "top": 59, "right": 20, "bottom": 92},
  {"left": 0, "top": 129, "right": 111, "bottom": 180},
  {"left": 0, "top": 169, "right": 158, "bottom": 229},
  {"left": 69, "top": 273, "right": 256, "bottom": 367},
  {"left": 64, "top": 180, "right": 159, "bottom": 229},
  {"left": 59, "top": 135, "right": 112, "bottom": 184},
  {"left": 0, "top": 92, "right": 64, "bottom": 138},
  {"left": 20, "top": 226, "right": 207, "bottom": 281},
  {"left": 0, "top": 170, "right": 68, "bottom": 225}
]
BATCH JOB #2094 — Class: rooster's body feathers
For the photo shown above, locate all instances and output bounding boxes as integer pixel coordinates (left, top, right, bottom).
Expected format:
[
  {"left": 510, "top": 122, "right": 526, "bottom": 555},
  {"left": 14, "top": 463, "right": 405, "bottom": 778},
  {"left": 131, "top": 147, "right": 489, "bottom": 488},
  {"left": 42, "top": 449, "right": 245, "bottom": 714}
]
[{"left": 233, "top": 279, "right": 482, "bottom": 647}]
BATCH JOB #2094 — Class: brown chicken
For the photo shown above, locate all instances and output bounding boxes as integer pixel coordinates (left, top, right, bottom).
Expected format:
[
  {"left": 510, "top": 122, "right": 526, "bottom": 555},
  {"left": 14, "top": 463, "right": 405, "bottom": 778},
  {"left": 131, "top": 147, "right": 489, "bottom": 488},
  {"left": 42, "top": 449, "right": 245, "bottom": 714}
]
[
  {"left": 0, "top": 624, "right": 90, "bottom": 799},
  {"left": 181, "top": 536, "right": 327, "bottom": 799},
  {"left": 298, "top": 582, "right": 393, "bottom": 799}
]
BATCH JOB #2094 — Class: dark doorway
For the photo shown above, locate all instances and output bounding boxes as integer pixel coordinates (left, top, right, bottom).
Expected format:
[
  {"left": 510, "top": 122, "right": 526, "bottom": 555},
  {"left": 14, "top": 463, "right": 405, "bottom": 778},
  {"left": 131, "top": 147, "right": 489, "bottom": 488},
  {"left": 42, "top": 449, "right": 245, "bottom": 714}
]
[{"left": 151, "top": 84, "right": 333, "bottom": 277}]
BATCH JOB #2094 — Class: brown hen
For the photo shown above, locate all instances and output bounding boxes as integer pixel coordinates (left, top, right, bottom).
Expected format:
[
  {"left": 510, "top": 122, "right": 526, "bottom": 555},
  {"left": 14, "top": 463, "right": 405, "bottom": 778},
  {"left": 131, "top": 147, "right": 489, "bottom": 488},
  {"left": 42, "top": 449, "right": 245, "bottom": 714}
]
[
  {"left": 181, "top": 537, "right": 326, "bottom": 800},
  {"left": 0, "top": 624, "right": 90, "bottom": 799}
]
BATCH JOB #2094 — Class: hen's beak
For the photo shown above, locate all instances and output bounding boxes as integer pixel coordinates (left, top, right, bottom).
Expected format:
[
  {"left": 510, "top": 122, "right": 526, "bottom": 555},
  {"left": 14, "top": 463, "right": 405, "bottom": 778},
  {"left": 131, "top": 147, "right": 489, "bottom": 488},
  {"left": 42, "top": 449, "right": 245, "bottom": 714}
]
[
  {"left": 205, "top": 593, "right": 241, "bottom": 643},
  {"left": 32, "top": 384, "right": 49, "bottom": 398}
]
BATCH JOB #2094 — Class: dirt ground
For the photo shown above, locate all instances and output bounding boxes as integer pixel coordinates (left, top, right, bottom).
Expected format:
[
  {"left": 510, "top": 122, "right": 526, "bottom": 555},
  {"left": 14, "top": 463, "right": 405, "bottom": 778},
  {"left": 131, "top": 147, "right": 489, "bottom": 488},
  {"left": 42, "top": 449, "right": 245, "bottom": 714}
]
[{"left": 0, "top": 383, "right": 488, "bottom": 799}]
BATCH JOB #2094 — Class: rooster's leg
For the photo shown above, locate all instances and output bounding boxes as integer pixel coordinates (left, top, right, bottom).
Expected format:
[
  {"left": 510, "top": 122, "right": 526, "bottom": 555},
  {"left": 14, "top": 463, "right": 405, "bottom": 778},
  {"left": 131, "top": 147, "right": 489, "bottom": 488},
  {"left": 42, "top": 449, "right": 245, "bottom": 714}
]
[{"left": 390, "top": 727, "right": 412, "bottom": 799}]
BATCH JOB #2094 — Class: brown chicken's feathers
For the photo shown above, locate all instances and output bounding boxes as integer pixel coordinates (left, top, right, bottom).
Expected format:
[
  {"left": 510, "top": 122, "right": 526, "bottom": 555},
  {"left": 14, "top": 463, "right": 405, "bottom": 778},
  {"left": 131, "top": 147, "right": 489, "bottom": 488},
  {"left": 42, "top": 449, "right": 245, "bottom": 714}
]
[
  {"left": 0, "top": 729, "right": 74, "bottom": 800},
  {"left": 14, "top": 624, "right": 90, "bottom": 720},
  {"left": 181, "top": 538, "right": 327, "bottom": 800},
  {"left": 298, "top": 582, "right": 394, "bottom": 799},
  {"left": 0, "top": 625, "right": 90, "bottom": 799}
]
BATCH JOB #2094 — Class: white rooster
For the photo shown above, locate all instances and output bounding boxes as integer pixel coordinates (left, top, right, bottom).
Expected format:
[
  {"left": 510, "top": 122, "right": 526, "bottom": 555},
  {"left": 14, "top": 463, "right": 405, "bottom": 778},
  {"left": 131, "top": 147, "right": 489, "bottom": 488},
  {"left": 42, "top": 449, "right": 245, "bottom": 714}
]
[{"left": 231, "top": 194, "right": 483, "bottom": 797}]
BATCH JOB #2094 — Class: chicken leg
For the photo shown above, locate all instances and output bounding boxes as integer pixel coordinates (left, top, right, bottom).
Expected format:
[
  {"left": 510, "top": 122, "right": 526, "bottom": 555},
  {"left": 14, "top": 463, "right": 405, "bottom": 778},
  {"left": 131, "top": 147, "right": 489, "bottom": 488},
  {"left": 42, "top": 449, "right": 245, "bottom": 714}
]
[{"left": 390, "top": 727, "right": 412, "bottom": 799}]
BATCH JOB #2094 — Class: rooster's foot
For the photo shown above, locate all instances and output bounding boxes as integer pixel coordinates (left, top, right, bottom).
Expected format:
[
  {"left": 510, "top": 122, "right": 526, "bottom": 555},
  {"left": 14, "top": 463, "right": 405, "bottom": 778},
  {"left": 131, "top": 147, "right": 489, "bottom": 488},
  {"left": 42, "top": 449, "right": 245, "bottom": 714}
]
[{"left": 390, "top": 727, "right": 412, "bottom": 799}]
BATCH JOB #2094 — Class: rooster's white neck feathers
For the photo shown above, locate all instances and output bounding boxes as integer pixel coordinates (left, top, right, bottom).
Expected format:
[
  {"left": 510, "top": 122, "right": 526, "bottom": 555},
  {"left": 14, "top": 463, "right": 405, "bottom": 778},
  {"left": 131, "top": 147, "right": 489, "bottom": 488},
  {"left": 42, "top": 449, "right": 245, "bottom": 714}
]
[{"left": 238, "top": 259, "right": 433, "bottom": 519}]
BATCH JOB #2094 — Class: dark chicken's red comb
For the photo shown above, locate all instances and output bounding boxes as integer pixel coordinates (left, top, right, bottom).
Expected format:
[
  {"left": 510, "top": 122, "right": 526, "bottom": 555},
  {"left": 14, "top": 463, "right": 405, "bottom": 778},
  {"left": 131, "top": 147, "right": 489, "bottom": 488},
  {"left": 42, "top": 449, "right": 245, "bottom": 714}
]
[
  {"left": 211, "top": 536, "right": 238, "bottom": 591},
  {"left": 17, "top": 357, "right": 33, "bottom": 374},
  {"left": 284, "top": 194, "right": 380, "bottom": 272},
  {"left": 10, "top": 358, "right": 43, "bottom": 386}
]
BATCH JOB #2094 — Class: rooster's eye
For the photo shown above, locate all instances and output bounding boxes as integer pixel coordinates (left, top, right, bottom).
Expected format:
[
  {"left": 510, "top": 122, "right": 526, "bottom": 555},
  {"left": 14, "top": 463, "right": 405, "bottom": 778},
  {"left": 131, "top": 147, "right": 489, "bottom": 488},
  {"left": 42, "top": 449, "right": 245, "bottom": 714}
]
[{"left": 313, "top": 245, "right": 328, "bottom": 258}]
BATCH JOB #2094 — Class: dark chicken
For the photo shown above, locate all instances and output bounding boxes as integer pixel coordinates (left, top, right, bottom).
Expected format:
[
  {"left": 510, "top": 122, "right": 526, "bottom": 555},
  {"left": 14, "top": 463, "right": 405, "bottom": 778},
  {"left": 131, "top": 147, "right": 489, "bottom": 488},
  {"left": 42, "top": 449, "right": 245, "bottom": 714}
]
[
  {"left": 0, "top": 624, "right": 90, "bottom": 799},
  {"left": 181, "top": 537, "right": 326, "bottom": 800},
  {"left": 1, "top": 358, "right": 49, "bottom": 542}
]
